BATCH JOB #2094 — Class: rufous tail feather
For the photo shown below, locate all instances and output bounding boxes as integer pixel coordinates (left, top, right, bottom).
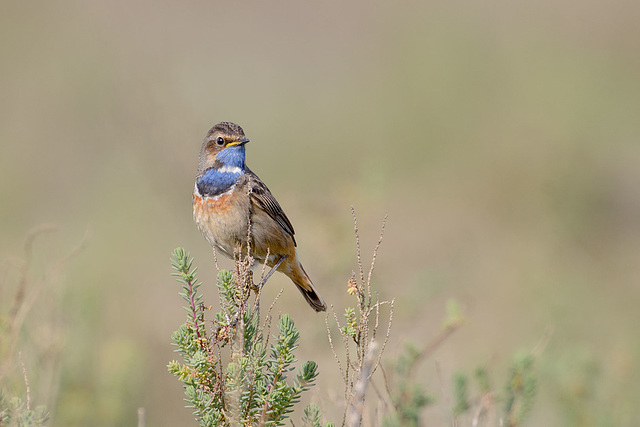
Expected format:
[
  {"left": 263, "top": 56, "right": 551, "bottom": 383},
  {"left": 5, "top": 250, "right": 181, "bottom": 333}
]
[{"left": 291, "top": 264, "right": 326, "bottom": 312}]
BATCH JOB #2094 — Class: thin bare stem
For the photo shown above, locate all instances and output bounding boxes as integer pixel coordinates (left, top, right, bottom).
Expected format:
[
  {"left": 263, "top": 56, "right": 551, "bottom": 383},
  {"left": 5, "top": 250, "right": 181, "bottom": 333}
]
[
  {"left": 2, "top": 225, "right": 89, "bottom": 383},
  {"left": 379, "top": 361, "right": 394, "bottom": 402},
  {"left": 245, "top": 175, "right": 253, "bottom": 258},
  {"left": 260, "top": 288, "right": 283, "bottom": 351},
  {"left": 57, "top": 225, "right": 92, "bottom": 265},
  {"left": 325, "top": 311, "right": 346, "bottom": 384},
  {"left": 212, "top": 246, "right": 220, "bottom": 272},
  {"left": 366, "top": 215, "right": 387, "bottom": 307},
  {"left": 369, "top": 299, "right": 394, "bottom": 380},
  {"left": 351, "top": 206, "right": 365, "bottom": 293},
  {"left": 19, "top": 351, "right": 30, "bottom": 411},
  {"left": 326, "top": 209, "right": 394, "bottom": 427},
  {"left": 407, "top": 322, "right": 462, "bottom": 380},
  {"left": 259, "top": 247, "right": 271, "bottom": 284},
  {"left": 531, "top": 325, "right": 554, "bottom": 358},
  {"left": 435, "top": 360, "right": 455, "bottom": 427},
  {"left": 472, "top": 392, "right": 495, "bottom": 427},
  {"left": 137, "top": 407, "right": 146, "bottom": 427},
  {"left": 332, "top": 305, "right": 353, "bottom": 401},
  {"left": 8, "top": 224, "right": 57, "bottom": 330},
  {"left": 346, "top": 341, "right": 379, "bottom": 427}
]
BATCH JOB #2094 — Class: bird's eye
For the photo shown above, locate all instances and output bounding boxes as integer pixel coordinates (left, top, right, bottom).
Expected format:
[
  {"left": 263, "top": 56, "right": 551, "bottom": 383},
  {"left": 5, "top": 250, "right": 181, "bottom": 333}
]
[{"left": 216, "top": 136, "right": 225, "bottom": 146}]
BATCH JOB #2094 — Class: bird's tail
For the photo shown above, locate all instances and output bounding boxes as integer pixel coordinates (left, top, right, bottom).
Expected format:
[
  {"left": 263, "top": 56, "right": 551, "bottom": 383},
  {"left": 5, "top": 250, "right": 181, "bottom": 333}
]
[{"left": 288, "top": 262, "right": 327, "bottom": 312}]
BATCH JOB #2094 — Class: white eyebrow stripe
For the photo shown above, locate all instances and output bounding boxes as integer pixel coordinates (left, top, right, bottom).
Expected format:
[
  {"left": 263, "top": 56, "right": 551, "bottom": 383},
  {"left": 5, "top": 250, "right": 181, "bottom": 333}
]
[{"left": 218, "top": 165, "right": 243, "bottom": 174}]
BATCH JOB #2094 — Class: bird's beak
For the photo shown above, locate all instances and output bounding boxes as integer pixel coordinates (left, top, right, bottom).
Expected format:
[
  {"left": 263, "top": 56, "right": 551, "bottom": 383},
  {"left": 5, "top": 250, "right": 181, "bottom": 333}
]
[{"left": 227, "top": 138, "right": 250, "bottom": 147}]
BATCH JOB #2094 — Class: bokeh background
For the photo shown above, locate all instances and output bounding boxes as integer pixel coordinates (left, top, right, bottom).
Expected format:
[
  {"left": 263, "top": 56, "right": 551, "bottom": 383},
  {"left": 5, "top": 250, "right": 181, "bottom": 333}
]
[{"left": 2, "top": 0, "right": 640, "bottom": 425}]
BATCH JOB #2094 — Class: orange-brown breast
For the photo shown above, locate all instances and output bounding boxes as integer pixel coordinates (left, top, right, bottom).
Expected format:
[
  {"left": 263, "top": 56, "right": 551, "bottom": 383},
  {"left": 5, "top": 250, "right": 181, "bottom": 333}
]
[
  {"left": 193, "top": 191, "right": 250, "bottom": 257},
  {"left": 193, "top": 192, "right": 233, "bottom": 213}
]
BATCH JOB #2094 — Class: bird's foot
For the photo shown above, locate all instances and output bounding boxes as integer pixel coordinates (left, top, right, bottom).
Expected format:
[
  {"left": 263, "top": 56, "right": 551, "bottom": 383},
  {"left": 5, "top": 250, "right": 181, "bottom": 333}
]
[{"left": 255, "top": 255, "right": 288, "bottom": 292}]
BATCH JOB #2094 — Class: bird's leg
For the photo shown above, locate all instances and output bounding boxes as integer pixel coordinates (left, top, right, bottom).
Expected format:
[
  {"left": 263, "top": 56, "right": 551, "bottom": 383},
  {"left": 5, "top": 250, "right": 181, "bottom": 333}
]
[
  {"left": 250, "top": 255, "right": 288, "bottom": 323},
  {"left": 256, "top": 255, "right": 288, "bottom": 291}
]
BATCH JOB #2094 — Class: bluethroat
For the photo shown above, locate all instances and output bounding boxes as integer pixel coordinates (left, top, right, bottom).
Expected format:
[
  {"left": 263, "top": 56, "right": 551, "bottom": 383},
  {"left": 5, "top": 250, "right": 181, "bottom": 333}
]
[{"left": 193, "top": 122, "right": 327, "bottom": 312}]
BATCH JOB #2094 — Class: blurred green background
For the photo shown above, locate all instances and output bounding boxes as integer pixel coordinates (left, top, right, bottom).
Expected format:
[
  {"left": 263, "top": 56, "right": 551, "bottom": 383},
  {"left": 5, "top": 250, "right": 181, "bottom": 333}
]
[{"left": 2, "top": 0, "right": 640, "bottom": 425}]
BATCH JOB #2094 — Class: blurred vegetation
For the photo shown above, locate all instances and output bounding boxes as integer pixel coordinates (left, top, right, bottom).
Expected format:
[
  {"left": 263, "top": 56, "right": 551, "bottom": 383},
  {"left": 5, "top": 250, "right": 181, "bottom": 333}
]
[
  {"left": 2, "top": 0, "right": 640, "bottom": 425},
  {"left": 0, "top": 227, "right": 74, "bottom": 426}
]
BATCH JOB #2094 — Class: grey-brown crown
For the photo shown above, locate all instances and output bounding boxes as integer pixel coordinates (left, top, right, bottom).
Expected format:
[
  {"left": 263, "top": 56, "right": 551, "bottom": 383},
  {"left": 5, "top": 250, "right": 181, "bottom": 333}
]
[{"left": 207, "top": 122, "right": 245, "bottom": 138}]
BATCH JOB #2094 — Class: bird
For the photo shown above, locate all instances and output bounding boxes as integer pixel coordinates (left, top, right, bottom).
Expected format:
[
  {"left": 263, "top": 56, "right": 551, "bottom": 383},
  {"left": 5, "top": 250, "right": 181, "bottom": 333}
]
[{"left": 193, "top": 122, "right": 327, "bottom": 312}]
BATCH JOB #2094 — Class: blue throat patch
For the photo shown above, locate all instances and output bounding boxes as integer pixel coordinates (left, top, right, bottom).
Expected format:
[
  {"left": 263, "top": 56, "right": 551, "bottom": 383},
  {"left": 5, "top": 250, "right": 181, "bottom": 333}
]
[
  {"left": 216, "top": 144, "right": 245, "bottom": 168},
  {"left": 196, "top": 145, "right": 246, "bottom": 197}
]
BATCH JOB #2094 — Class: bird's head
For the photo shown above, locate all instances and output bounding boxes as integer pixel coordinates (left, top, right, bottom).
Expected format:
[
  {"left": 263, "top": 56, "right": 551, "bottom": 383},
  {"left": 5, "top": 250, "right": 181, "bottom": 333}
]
[{"left": 197, "top": 122, "right": 250, "bottom": 175}]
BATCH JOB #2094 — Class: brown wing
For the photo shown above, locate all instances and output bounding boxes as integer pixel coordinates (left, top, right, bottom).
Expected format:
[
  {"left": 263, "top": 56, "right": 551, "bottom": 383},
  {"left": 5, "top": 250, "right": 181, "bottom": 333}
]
[{"left": 245, "top": 169, "right": 297, "bottom": 246}]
